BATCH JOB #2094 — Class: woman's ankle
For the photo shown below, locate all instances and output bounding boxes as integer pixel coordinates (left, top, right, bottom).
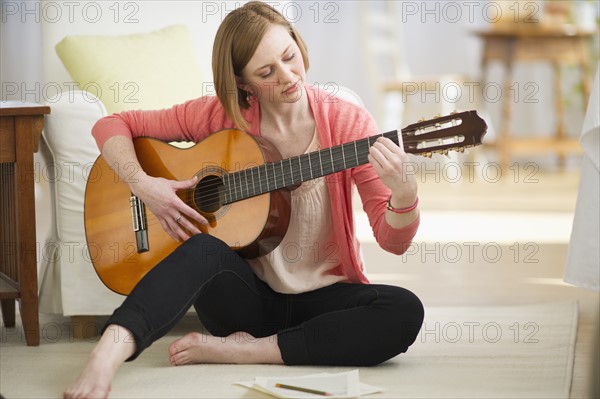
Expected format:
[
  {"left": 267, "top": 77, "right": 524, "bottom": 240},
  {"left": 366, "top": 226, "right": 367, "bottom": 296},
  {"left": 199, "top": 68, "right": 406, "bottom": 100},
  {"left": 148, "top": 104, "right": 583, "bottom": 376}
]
[{"left": 92, "top": 324, "right": 137, "bottom": 365}]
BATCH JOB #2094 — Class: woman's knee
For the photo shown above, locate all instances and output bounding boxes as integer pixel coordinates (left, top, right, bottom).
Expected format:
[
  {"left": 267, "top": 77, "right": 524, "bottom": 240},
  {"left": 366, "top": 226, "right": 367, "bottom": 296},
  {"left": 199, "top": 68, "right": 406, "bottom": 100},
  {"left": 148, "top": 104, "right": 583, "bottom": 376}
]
[
  {"left": 379, "top": 286, "right": 424, "bottom": 352},
  {"left": 179, "top": 234, "right": 230, "bottom": 257},
  {"left": 179, "top": 234, "right": 241, "bottom": 265},
  {"left": 168, "top": 234, "right": 239, "bottom": 277}
]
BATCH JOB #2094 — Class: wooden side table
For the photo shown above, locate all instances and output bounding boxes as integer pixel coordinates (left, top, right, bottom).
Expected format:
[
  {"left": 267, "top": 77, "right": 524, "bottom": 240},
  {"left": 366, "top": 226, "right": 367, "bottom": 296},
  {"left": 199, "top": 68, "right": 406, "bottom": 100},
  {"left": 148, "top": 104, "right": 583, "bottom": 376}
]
[
  {"left": 0, "top": 102, "right": 50, "bottom": 346},
  {"left": 476, "top": 28, "right": 594, "bottom": 169}
]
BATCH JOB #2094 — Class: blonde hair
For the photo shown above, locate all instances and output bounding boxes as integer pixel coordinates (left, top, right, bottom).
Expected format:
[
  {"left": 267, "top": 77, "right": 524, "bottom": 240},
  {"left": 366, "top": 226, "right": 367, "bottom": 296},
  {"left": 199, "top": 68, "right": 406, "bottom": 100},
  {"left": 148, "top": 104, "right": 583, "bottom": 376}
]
[{"left": 212, "top": 1, "right": 310, "bottom": 130}]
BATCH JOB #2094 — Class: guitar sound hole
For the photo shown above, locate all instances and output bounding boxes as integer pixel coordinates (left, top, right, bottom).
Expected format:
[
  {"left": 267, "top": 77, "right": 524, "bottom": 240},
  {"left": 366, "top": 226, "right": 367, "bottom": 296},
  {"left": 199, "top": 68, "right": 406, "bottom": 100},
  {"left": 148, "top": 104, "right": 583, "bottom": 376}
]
[{"left": 194, "top": 175, "right": 224, "bottom": 214}]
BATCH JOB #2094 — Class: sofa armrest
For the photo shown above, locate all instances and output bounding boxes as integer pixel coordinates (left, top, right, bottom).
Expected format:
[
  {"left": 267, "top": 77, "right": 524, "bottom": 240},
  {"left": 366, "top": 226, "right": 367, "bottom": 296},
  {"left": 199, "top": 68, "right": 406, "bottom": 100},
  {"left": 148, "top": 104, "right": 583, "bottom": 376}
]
[
  {"left": 38, "top": 90, "right": 125, "bottom": 316},
  {"left": 41, "top": 90, "right": 106, "bottom": 242}
]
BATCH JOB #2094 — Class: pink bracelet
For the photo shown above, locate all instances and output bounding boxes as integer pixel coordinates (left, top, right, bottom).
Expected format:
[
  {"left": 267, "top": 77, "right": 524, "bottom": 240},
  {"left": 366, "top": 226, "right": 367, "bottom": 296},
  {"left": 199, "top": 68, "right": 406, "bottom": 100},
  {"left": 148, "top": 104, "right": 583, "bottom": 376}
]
[{"left": 386, "top": 195, "right": 419, "bottom": 214}]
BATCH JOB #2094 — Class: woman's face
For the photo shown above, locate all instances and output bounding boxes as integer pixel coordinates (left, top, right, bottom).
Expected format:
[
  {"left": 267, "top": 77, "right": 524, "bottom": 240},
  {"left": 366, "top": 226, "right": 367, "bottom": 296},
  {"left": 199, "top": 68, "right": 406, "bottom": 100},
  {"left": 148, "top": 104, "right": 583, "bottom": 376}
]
[{"left": 239, "top": 24, "right": 306, "bottom": 105}]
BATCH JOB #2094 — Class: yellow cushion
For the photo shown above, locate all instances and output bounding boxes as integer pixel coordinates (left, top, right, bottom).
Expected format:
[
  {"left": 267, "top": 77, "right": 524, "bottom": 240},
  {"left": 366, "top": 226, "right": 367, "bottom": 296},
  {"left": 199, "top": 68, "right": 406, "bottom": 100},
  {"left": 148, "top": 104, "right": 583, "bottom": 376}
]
[{"left": 55, "top": 25, "right": 204, "bottom": 114}]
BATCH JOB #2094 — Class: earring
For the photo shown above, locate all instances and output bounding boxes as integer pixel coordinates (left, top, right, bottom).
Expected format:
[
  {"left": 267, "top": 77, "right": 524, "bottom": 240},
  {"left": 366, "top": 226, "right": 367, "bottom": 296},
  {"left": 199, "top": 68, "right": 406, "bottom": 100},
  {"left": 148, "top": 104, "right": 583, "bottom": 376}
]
[{"left": 246, "top": 91, "right": 252, "bottom": 102}]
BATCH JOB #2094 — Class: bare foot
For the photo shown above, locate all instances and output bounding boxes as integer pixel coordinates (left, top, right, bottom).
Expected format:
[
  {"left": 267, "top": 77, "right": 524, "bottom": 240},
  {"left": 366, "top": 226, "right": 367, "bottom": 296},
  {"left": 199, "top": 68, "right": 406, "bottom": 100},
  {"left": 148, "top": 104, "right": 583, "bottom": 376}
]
[
  {"left": 168, "top": 331, "right": 283, "bottom": 365},
  {"left": 63, "top": 354, "right": 115, "bottom": 399},
  {"left": 64, "top": 325, "right": 136, "bottom": 399}
]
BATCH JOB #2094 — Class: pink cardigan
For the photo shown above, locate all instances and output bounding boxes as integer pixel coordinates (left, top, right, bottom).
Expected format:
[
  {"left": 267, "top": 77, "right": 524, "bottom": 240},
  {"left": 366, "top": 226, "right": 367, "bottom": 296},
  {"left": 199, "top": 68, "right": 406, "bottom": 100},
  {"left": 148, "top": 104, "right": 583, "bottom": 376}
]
[{"left": 92, "top": 85, "right": 420, "bottom": 284}]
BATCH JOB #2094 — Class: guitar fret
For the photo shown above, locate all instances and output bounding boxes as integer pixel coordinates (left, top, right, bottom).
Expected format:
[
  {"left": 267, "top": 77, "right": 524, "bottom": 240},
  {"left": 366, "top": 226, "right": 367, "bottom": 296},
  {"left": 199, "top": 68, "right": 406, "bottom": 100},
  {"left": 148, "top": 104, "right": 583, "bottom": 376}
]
[
  {"left": 255, "top": 167, "right": 260, "bottom": 196},
  {"left": 229, "top": 173, "right": 234, "bottom": 202},
  {"left": 228, "top": 175, "right": 232, "bottom": 203},
  {"left": 318, "top": 150, "right": 324, "bottom": 176},
  {"left": 329, "top": 147, "right": 336, "bottom": 172},
  {"left": 235, "top": 172, "right": 241, "bottom": 201},
  {"left": 247, "top": 169, "right": 252, "bottom": 197},
  {"left": 331, "top": 146, "right": 344, "bottom": 172},
  {"left": 264, "top": 164, "right": 268, "bottom": 192},
  {"left": 250, "top": 167, "right": 256, "bottom": 197},
  {"left": 256, "top": 166, "right": 264, "bottom": 194},
  {"left": 226, "top": 129, "right": 410, "bottom": 202},
  {"left": 343, "top": 143, "right": 356, "bottom": 169},
  {"left": 321, "top": 148, "right": 333, "bottom": 175},
  {"left": 271, "top": 162, "right": 277, "bottom": 189},
  {"left": 290, "top": 156, "right": 300, "bottom": 185},
  {"left": 240, "top": 170, "right": 245, "bottom": 200},
  {"left": 355, "top": 140, "right": 366, "bottom": 166}
]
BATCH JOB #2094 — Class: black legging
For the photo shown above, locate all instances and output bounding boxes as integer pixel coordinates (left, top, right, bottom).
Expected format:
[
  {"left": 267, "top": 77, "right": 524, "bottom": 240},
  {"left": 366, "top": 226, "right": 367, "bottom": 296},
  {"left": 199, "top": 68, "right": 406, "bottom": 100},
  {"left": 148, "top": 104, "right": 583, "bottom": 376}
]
[{"left": 105, "top": 234, "right": 424, "bottom": 366}]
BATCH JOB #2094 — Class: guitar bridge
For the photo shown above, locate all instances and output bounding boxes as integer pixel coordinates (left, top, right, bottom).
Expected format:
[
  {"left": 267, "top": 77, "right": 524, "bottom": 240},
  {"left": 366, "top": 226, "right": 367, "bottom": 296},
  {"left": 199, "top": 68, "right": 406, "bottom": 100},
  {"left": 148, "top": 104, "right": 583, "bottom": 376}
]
[{"left": 130, "top": 194, "right": 149, "bottom": 253}]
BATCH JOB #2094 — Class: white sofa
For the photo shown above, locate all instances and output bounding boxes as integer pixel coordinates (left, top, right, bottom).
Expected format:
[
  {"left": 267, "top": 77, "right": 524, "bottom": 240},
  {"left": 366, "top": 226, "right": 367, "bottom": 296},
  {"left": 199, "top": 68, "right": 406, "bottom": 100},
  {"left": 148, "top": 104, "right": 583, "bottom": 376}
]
[
  {"left": 36, "top": 0, "right": 364, "bottom": 321},
  {"left": 37, "top": 1, "right": 222, "bottom": 318}
]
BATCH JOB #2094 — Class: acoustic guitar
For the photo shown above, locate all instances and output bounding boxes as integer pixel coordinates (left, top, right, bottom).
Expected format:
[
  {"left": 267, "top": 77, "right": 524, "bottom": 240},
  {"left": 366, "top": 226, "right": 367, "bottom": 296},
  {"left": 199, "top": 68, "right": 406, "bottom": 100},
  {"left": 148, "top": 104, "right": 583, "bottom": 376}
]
[{"left": 84, "top": 110, "right": 487, "bottom": 294}]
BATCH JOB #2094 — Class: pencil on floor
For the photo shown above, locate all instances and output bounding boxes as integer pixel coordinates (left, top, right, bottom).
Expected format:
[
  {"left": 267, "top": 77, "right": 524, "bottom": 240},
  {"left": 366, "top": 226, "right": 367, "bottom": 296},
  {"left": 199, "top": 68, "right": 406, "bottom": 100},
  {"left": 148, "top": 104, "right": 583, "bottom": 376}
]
[{"left": 274, "top": 383, "right": 333, "bottom": 396}]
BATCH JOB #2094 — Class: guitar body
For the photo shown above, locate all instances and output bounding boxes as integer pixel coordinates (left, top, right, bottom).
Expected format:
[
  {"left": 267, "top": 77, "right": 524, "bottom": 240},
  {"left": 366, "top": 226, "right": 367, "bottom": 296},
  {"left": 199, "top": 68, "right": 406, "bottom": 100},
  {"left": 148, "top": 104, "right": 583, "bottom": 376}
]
[{"left": 84, "top": 129, "right": 291, "bottom": 295}]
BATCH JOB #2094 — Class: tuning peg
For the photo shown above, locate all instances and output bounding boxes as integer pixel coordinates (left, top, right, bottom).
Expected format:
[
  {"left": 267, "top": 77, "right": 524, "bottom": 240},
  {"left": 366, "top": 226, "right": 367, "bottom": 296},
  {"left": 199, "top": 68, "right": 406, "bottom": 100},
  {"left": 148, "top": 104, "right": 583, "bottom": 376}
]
[
  {"left": 450, "top": 110, "right": 457, "bottom": 115},
  {"left": 419, "top": 117, "right": 426, "bottom": 122},
  {"left": 434, "top": 114, "right": 441, "bottom": 119}
]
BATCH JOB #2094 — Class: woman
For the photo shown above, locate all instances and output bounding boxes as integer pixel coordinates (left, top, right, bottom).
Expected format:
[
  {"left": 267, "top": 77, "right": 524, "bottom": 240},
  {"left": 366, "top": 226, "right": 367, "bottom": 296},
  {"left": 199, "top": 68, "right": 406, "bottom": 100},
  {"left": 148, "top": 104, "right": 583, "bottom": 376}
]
[{"left": 65, "top": 2, "right": 423, "bottom": 398}]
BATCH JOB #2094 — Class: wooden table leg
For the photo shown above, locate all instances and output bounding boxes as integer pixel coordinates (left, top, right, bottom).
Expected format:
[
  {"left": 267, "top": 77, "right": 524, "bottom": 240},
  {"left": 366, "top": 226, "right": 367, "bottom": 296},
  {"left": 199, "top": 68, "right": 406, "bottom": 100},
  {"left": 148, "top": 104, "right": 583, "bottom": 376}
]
[
  {"left": 1, "top": 104, "right": 48, "bottom": 347},
  {"left": 15, "top": 115, "right": 40, "bottom": 346}
]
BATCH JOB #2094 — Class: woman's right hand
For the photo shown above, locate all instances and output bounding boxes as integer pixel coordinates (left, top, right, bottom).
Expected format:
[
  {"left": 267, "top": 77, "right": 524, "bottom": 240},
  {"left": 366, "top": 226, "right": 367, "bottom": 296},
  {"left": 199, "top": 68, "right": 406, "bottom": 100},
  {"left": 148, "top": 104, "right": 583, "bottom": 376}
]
[{"left": 130, "top": 173, "right": 209, "bottom": 242}]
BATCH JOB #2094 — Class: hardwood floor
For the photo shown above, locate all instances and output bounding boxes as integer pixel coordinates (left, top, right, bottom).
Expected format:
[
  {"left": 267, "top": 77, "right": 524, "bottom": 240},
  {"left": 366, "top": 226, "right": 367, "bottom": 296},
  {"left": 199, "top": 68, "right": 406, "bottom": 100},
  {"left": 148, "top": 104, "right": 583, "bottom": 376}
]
[{"left": 361, "top": 165, "right": 599, "bottom": 398}]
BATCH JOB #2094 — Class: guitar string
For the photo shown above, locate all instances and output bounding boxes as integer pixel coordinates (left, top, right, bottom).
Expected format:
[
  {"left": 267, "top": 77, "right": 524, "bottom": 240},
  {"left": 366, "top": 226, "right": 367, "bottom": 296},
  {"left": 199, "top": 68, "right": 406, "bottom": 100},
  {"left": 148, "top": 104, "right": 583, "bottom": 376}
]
[
  {"left": 190, "top": 144, "right": 374, "bottom": 204},
  {"left": 186, "top": 136, "right": 466, "bottom": 205},
  {"left": 135, "top": 141, "right": 416, "bottom": 229},
  {"left": 131, "top": 147, "right": 371, "bottom": 225},
  {"left": 132, "top": 133, "right": 467, "bottom": 219},
  {"left": 130, "top": 132, "right": 464, "bottom": 226},
  {"left": 187, "top": 132, "right": 403, "bottom": 204},
  {"left": 127, "top": 115, "right": 474, "bottom": 226}
]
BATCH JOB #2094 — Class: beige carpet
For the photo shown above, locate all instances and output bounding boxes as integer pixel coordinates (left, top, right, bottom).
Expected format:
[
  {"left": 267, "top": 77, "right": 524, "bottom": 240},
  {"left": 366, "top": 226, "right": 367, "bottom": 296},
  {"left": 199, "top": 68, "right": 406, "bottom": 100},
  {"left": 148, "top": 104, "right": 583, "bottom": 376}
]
[{"left": 0, "top": 301, "right": 578, "bottom": 398}]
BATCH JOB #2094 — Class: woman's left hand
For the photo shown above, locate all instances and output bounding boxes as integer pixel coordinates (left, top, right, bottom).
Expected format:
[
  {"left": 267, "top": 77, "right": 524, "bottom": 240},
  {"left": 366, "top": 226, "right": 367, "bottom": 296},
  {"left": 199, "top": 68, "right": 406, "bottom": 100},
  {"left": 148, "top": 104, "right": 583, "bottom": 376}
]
[{"left": 368, "top": 137, "right": 418, "bottom": 206}]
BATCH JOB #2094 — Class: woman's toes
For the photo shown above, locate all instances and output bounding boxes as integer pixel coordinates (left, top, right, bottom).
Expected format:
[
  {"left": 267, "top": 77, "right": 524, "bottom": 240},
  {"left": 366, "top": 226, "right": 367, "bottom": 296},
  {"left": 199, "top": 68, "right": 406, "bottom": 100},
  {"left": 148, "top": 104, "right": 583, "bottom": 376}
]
[{"left": 168, "top": 332, "right": 201, "bottom": 355}]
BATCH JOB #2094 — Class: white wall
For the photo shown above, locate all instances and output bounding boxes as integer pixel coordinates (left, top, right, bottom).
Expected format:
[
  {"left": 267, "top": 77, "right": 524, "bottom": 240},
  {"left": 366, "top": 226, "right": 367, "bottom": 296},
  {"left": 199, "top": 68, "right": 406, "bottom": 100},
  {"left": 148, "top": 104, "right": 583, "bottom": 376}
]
[
  {"left": 1, "top": 6, "right": 594, "bottom": 182},
  {"left": 1, "top": 0, "right": 43, "bottom": 100},
  {"left": 3, "top": 0, "right": 596, "bottom": 135}
]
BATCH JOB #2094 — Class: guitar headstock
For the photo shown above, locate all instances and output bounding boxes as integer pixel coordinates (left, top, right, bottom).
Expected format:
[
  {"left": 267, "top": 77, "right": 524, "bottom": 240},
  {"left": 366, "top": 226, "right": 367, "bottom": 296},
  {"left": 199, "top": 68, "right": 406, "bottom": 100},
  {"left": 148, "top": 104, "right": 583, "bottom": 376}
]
[{"left": 401, "top": 110, "right": 487, "bottom": 157}]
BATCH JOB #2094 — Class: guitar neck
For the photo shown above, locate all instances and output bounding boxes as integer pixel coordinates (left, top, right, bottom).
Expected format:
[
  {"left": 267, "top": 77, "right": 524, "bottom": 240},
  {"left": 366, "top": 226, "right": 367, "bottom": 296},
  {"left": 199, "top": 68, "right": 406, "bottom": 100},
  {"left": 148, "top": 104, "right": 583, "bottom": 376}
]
[
  {"left": 221, "top": 110, "right": 487, "bottom": 204},
  {"left": 223, "top": 130, "right": 399, "bottom": 204}
]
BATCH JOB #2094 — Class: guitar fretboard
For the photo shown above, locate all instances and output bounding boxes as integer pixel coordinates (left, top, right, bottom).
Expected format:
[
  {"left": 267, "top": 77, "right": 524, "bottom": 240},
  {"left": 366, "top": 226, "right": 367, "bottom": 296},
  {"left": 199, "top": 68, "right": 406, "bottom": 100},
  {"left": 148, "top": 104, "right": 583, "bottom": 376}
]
[{"left": 222, "top": 130, "right": 399, "bottom": 204}]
